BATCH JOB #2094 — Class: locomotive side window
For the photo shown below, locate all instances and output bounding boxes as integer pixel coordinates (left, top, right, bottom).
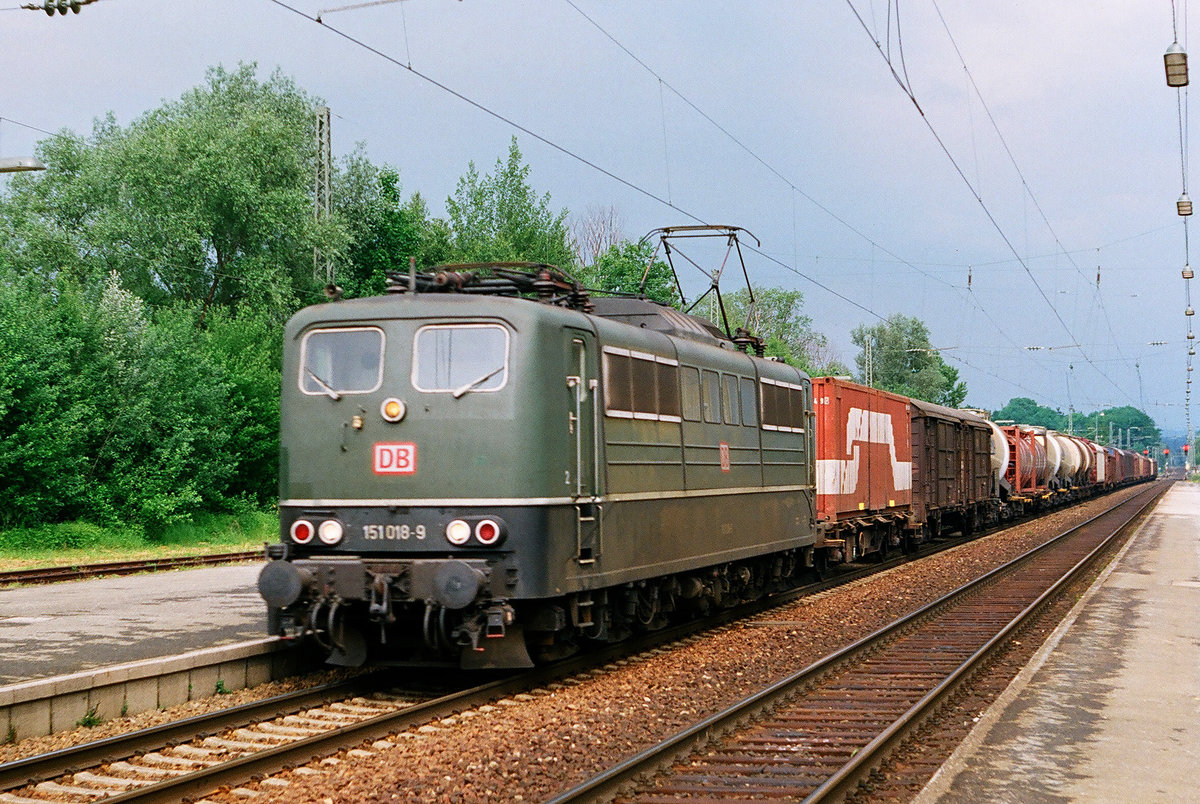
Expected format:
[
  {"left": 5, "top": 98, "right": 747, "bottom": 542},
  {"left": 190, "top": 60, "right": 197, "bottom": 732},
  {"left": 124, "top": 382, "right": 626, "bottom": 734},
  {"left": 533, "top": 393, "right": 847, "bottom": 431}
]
[
  {"left": 702, "top": 370, "right": 721, "bottom": 423},
  {"left": 740, "top": 377, "right": 758, "bottom": 426},
  {"left": 681, "top": 368, "right": 702, "bottom": 421},
  {"left": 630, "top": 356, "right": 658, "bottom": 417},
  {"left": 760, "top": 377, "right": 806, "bottom": 433},
  {"left": 602, "top": 347, "right": 681, "bottom": 422},
  {"left": 657, "top": 362, "right": 682, "bottom": 418},
  {"left": 299, "top": 327, "right": 385, "bottom": 396},
  {"left": 722, "top": 374, "right": 739, "bottom": 425},
  {"left": 604, "top": 351, "right": 634, "bottom": 415},
  {"left": 412, "top": 324, "right": 509, "bottom": 394}
]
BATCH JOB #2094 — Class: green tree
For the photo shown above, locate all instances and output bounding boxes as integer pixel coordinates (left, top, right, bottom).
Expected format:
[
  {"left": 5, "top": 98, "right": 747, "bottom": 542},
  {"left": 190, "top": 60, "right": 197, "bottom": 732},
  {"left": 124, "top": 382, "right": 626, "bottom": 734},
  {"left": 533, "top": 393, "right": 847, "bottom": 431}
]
[
  {"left": 334, "top": 150, "right": 450, "bottom": 298},
  {"left": 992, "top": 397, "right": 1067, "bottom": 430},
  {"left": 720, "top": 287, "right": 848, "bottom": 375},
  {"left": 445, "top": 138, "right": 575, "bottom": 269},
  {"left": 1076, "top": 406, "right": 1161, "bottom": 450},
  {"left": 0, "top": 63, "right": 347, "bottom": 320},
  {"left": 851, "top": 314, "right": 965, "bottom": 406},
  {"left": 580, "top": 239, "right": 678, "bottom": 306}
]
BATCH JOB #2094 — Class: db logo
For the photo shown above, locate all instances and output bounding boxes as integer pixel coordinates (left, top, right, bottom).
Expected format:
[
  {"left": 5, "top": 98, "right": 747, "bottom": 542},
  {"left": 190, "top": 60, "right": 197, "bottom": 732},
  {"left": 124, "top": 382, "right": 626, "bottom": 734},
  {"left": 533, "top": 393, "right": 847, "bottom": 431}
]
[{"left": 373, "top": 443, "right": 417, "bottom": 475}]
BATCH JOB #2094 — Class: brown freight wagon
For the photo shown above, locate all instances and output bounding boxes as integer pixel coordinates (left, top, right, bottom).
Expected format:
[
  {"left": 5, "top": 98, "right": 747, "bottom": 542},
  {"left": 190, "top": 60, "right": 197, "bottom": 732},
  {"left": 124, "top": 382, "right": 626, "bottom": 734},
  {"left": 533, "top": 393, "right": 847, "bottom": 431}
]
[{"left": 908, "top": 399, "right": 994, "bottom": 537}]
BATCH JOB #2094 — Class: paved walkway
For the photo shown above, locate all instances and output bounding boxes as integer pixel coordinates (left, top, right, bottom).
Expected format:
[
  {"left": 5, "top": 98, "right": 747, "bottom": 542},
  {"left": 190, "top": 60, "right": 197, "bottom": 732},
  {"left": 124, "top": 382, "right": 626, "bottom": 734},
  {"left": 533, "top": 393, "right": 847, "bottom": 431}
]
[
  {"left": 0, "top": 564, "right": 266, "bottom": 684},
  {"left": 916, "top": 481, "right": 1200, "bottom": 802}
]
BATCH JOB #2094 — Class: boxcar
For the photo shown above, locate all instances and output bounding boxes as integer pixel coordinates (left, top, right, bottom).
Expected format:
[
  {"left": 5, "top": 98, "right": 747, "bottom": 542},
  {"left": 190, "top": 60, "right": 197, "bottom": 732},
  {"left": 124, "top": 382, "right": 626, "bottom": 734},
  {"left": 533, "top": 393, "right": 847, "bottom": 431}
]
[{"left": 908, "top": 399, "right": 993, "bottom": 535}]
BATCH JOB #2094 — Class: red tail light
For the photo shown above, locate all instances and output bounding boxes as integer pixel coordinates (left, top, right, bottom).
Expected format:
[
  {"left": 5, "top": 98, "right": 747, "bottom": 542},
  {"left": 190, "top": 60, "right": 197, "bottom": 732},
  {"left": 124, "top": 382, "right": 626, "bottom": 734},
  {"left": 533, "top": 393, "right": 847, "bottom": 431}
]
[
  {"left": 290, "top": 519, "right": 314, "bottom": 545},
  {"left": 475, "top": 519, "right": 502, "bottom": 546}
]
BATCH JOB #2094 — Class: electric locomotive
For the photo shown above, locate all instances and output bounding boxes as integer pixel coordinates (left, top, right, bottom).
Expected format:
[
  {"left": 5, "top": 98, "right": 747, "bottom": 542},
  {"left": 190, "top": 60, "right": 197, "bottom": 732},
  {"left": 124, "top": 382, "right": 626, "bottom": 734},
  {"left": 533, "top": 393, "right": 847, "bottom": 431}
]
[{"left": 258, "top": 264, "right": 817, "bottom": 669}]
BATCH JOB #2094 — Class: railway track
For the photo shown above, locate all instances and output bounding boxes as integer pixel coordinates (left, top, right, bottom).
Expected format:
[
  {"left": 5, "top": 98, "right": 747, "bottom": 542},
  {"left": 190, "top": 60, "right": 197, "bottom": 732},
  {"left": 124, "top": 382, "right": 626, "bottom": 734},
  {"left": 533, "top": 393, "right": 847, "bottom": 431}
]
[
  {"left": 549, "top": 479, "right": 1168, "bottom": 804},
  {"left": 0, "top": 485, "right": 1152, "bottom": 802},
  {"left": 0, "top": 534, "right": 967, "bottom": 804},
  {"left": 0, "top": 552, "right": 261, "bottom": 587}
]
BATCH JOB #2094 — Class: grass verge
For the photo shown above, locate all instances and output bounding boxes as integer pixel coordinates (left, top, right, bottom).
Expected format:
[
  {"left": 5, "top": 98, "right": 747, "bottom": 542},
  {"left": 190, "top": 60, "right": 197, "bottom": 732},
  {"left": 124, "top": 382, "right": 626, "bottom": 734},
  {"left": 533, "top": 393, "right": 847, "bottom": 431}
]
[{"left": 0, "top": 511, "right": 277, "bottom": 571}]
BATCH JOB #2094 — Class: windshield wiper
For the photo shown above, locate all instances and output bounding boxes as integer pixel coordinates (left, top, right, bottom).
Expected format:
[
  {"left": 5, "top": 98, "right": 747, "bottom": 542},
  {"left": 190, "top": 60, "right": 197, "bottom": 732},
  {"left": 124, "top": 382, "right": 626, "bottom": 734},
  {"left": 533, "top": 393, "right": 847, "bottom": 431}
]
[
  {"left": 452, "top": 365, "right": 504, "bottom": 399},
  {"left": 305, "top": 368, "right": 342, "bottom": 401}
]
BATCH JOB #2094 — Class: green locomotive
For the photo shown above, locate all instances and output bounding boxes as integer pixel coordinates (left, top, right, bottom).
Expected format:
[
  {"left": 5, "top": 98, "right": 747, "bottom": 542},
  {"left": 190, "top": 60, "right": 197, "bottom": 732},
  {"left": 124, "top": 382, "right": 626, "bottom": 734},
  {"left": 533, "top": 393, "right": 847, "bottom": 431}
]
[{"left": 258, "top": 265, "right": 816, "bottom": 668}]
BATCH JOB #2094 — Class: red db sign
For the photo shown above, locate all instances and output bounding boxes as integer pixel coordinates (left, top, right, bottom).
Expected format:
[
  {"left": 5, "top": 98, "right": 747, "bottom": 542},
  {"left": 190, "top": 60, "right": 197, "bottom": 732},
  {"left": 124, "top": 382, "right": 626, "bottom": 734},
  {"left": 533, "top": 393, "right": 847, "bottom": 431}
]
[{"left": 374, "top": 443, "right": 417, "bottom": 475}]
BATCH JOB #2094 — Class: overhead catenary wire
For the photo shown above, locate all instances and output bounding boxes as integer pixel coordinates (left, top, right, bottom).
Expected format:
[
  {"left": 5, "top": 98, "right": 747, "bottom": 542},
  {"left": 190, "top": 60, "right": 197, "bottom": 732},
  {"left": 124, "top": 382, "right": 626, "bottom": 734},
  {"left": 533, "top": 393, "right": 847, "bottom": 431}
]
[
  {"left": 260, "top": 0, "right": 1081, "bottom": 409},
  {"left": 560, "top": 0, "right": 1078, "bottom": 391},
  {"left": 844, "top": 0, "right": 1137, "bottom": 409},
  {"left": 929, "top": 0, "right": 1137, "bottom": 383}
]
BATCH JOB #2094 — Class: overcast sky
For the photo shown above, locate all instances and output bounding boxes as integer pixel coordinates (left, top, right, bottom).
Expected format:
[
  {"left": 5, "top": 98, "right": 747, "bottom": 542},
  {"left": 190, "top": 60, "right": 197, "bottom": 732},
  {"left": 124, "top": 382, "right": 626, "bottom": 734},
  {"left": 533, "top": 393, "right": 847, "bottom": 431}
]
[{"left": 2, "top": 0, "right": 1194, "bottom": 434}]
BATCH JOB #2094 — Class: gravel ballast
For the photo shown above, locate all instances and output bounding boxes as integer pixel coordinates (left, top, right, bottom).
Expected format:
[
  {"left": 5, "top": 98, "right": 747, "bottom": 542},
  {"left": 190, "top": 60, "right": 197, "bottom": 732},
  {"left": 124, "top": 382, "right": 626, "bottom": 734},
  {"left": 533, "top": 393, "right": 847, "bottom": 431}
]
[{"left": 191, "top": 487, "right": 1150, "bottom": 804}]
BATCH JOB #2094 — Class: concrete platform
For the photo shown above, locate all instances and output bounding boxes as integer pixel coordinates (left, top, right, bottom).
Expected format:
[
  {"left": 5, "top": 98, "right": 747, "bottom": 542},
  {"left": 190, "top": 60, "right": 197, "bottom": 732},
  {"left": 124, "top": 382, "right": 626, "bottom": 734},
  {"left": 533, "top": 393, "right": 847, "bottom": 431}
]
[
  {"left": 0, "top": 564, "right": 267, "bottom": 685},
  {"left": 917, "top": 482, "right": 1200, "bottom": 802}
]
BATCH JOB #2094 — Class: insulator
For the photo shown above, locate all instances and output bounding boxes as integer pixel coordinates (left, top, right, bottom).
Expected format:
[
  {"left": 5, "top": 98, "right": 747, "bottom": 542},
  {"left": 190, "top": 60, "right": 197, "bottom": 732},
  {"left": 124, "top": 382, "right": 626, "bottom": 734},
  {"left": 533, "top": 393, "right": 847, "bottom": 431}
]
[
  {"left": 1185, "top": 265, "right": 1195, "bottom": 280},
  {"left": 1166, "top": 42, "right": 1189, "bottom": 87},
  {"left": 1187, "top": 305, "right": 1196, "bottom": 316},
  {"left": 1179, "top": 193, "right": 1194, "bottom": 216}
]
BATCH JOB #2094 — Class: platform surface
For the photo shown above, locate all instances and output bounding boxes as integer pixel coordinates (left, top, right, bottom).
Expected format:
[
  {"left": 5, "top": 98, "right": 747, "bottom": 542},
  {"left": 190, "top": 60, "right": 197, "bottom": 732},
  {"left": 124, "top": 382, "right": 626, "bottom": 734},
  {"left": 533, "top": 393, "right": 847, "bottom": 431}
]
[
  {"left": 917, "top": 481, "right": 1200, "bottom": 802},
  {"left": 0, "top": 564, "right": 266, "bottom": 684}
]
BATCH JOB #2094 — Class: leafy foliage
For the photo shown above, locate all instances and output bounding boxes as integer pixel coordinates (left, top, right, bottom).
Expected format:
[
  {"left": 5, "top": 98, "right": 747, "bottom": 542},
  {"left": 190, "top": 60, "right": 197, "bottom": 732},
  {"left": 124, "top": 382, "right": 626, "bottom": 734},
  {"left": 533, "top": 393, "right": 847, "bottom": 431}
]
[
  {"left": 0, "top": 269, "right": 279, "bottom": 534},
  {"left": 0, "top": 63, "right": 344, "bottom": 319},
  {"left": 851, "top": 314, "right": 966, "bottom": 406},
  {"left": 334, "top": 151, "right": 450, "bottom": 298},
  {"left": 723, "top": 287, "right": 849, "bottom": 376},
  {"left": 579, "top": 239, "right": 678, "bottom": 306},
  {"left": 445, "top": 138, "right": 575, "bottom": 269},
  {"left": 992, "top": 397, "right": 1066, "bottom": 429}
]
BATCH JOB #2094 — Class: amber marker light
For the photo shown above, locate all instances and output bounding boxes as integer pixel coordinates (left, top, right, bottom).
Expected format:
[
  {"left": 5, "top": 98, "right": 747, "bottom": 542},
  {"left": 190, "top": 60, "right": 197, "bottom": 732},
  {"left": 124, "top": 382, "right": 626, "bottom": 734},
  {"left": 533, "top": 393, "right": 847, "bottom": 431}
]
[{"left": 381, "top": 398, "right": 407, "bottom": 423}]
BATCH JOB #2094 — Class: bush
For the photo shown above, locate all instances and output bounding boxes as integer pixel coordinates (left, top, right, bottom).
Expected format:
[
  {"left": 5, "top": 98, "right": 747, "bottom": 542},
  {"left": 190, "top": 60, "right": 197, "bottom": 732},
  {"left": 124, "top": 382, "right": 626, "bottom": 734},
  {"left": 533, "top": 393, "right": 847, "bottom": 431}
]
[{"left": 0, "top": 270, "right": 286, "bottom": 540}]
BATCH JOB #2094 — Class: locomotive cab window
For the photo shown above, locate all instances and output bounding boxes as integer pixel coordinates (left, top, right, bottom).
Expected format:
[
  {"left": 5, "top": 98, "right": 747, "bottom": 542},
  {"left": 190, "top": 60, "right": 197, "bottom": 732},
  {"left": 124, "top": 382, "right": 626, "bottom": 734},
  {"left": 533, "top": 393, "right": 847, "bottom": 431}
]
[
  {"left": 299, "top": 327, "right": 385, "bottom": 396},
  {"left": 412, "top": 324, "right": 510, "bottom": 394}
]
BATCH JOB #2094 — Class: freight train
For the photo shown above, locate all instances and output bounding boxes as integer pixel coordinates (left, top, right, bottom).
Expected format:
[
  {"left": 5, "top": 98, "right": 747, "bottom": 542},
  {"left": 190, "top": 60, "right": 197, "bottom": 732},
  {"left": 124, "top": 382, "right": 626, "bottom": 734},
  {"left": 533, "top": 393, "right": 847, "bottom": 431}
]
[{"left": 257, "top": 263, "right": 1156, "bottom": 669}]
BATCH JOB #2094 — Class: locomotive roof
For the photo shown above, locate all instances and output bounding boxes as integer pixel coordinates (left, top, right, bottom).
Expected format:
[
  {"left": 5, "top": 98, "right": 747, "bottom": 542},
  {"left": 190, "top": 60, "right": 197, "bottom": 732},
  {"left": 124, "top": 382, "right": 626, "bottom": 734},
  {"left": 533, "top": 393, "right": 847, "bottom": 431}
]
[{"left": 588, "top": 297, "right": 730, "bottom": 349}]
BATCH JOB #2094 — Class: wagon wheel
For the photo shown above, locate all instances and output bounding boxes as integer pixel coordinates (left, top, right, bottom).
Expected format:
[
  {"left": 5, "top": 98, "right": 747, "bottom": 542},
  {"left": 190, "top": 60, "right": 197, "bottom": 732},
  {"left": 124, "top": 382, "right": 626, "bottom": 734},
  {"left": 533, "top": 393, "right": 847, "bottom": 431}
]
[{"left": 635, "top": 585, "right": 660, "bottom": 627}]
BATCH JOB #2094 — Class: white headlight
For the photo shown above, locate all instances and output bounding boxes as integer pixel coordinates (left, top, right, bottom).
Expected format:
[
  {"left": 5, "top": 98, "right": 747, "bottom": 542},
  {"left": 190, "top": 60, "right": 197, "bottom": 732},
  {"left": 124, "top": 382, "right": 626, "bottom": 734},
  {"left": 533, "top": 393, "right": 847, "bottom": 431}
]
[
  {"left": 446, "top": 519, "right": 472, "bottom": 545},
  {"left": 318, "top": 519, "right": 344, "bottom": 545}
]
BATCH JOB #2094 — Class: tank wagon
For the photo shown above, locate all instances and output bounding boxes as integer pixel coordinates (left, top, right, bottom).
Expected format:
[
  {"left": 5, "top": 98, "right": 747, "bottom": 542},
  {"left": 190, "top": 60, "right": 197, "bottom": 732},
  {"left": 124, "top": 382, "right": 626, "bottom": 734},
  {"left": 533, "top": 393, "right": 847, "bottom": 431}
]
[
  {"left": 257, "top": 263, "right": 1157, "bottom": 670},
  {"left": 258, "top": 266, "right": 816, "bottom": 668}
]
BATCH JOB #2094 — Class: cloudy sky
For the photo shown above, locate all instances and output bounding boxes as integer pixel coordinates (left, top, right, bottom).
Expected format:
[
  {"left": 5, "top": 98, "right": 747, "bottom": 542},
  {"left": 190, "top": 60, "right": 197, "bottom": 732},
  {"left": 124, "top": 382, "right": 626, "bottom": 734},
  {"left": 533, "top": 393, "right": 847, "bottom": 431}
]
[{"left": 2, "top": 0, "right": 1194, "bottom": 434}]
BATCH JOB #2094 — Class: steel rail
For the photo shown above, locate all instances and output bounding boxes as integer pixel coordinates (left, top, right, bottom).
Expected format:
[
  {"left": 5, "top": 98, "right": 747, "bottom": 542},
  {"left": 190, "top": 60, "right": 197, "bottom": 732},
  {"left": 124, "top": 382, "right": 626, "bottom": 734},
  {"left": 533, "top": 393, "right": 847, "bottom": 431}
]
[
  {"left": 0, "top": 552, "right": 261, "bottom": 587},
  {"left": 0, "top": 537, "right": 961, "bottom": 804},
  {"left": 804, "top": 479, "right": 1167, "bottom": 803},
  {"left": 546, "top": 479, "right": 1168, "bottom": 804},
  {"left": 0, "top": 675, "right": 374, "bottom": 791},
  {"left": 0, "top": 485, "right": 1149, "bottom": 801}
]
